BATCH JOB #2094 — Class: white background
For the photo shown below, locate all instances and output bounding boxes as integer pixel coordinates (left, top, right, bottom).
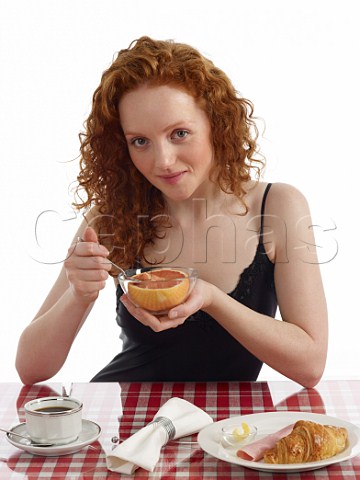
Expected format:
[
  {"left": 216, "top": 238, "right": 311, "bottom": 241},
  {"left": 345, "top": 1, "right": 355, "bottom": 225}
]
[{"left": 1, "top": 0, "right": 359, "bottom": 384}]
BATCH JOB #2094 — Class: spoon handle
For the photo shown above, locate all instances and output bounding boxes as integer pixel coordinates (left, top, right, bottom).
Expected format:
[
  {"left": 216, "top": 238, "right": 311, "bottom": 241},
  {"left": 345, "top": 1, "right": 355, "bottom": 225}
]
[
  {"left": 0, "top": 427, "right": 28, "bottom": 439},
  {"left": 105, "top": 259, "right": 127, "bottom": 275},
  {"left": 1, "top": 427, "right": 56, "bottom": 447},
  {"left": 76, "top": 237, "right": 128, "bottom": 276}
]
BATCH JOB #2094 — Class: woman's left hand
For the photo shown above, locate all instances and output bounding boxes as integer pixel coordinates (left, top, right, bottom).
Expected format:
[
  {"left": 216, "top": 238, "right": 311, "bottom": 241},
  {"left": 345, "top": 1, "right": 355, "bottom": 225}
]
[{"left": 120, "top": 279, "right": 214, "bottom": 332}]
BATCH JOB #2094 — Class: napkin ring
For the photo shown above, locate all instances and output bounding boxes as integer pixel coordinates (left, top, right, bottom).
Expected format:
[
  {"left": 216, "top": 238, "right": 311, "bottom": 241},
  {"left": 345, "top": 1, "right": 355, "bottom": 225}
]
[{"left": 150, "top": 416, "right": 176, "bottom": 444}]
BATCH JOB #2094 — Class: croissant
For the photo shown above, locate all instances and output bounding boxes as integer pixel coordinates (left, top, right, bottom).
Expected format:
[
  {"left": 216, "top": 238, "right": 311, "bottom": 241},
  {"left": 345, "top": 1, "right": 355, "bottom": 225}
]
[{"left": 264, "top": 420, "right": 348, "bottom": 464}]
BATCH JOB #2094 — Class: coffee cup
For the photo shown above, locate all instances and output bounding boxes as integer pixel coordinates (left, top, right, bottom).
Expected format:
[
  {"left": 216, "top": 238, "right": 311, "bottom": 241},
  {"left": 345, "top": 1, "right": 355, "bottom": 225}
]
[{"left": 24, "top": 396, "right": 83, "bottom": 445}]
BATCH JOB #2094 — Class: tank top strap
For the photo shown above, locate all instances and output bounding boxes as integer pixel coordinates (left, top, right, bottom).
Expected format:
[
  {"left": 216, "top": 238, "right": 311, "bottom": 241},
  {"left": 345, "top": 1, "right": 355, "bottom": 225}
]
[
  {"left": 259, "top": 183, "right": 273, "bottom": 242},
  {"left": 134, "top": 257, "right": 142, "bottom": 268}
]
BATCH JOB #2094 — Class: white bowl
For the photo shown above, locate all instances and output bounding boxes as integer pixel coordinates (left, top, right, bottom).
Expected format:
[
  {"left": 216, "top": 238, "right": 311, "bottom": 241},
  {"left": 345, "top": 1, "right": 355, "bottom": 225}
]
[{"left": 221, "top": 423, "right": 257, "bottom": 449}]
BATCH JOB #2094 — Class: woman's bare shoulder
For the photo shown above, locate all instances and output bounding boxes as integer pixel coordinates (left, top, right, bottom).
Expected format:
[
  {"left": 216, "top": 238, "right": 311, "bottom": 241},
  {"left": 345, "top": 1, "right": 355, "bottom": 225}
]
[
  {"left": 79, "top": 206, "right": 102, "bottom": 233},
  {"left": 83, "top": 205, "right": 101, "bottom": 221},
  {"left": 266, "top": 182, "right": 310, "bottom": 218},
  {"left": 263, "top": 182, "right": 316, "bottom": 264},
  {"left": 243, "top": 180, "right": 310, "bottom": 219}
]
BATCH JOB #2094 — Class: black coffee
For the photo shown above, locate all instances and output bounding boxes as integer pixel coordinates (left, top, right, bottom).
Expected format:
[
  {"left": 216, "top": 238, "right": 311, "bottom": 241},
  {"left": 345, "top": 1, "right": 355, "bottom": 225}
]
[{"left": 35, "top": 406, "right": 73, "bottom": 413}]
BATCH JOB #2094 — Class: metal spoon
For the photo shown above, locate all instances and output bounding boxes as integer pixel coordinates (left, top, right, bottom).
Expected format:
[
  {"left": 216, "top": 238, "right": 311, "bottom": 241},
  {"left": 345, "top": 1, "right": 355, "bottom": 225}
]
[
  {"left": 103, "top": 258, "right": 143, "bottom": 282},
  {"left": 1, "top": 428, "right": 57, "bottom": 447},
  {"left": 104, "top": 258, "right": 129, "bottom": 277}
]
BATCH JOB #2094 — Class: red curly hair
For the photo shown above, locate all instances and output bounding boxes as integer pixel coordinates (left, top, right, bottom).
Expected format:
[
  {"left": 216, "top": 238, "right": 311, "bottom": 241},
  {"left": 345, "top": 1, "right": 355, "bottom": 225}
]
[{"left": 74, "top": 36, "right": 264, "bottom": 273}]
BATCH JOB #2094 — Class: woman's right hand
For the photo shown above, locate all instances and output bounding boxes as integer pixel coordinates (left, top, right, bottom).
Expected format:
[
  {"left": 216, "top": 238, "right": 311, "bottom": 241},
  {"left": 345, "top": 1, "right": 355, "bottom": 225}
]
[{"left": 64, "top": 226, "right": 112, "bottom": 303}]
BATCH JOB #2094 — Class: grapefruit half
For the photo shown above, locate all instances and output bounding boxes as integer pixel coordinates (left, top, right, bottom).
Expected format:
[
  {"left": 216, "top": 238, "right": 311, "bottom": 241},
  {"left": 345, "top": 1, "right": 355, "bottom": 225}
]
[{"left": 128, "top": 268, "right": 190, "bottom": 312}]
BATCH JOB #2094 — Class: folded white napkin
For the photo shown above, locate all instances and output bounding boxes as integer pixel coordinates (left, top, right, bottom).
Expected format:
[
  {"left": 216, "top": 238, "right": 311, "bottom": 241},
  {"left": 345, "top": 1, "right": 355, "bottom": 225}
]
[{"left": 106, "top": 397, "right": 213, "bottom": 474}]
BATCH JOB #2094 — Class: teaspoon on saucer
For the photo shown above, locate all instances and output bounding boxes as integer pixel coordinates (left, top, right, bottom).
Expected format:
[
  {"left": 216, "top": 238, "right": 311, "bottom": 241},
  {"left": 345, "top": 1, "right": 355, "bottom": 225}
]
[{"left": 1, "top": 427, "right": 57, "bottom": 447}]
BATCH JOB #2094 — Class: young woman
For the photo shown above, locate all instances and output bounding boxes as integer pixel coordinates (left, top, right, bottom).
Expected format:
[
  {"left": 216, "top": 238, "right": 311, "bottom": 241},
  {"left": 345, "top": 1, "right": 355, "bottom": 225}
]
[{"left": 16, "top": 37, "right": 328, "bottom": 387}]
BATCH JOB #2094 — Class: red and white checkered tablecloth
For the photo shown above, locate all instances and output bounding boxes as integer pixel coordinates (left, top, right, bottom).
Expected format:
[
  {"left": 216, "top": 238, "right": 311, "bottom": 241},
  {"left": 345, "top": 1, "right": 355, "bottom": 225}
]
[{"left": 1, "top": 380, "right": 360, "bottom": 479}]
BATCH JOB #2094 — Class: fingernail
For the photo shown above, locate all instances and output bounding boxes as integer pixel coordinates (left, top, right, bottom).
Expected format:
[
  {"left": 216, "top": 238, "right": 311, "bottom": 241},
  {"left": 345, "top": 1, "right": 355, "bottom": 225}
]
[{"left": 169, "top": 310, "right": 178, "bottom": 319}]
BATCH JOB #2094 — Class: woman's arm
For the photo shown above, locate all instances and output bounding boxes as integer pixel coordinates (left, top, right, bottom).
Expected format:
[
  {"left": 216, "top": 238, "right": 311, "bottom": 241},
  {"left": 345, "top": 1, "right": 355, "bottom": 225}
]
[
  {"left": 16, "top": 222, "right": 111, "bottom": 385},
  {"left": 202, "top": 183, "right": 328, "bottom": 387}
]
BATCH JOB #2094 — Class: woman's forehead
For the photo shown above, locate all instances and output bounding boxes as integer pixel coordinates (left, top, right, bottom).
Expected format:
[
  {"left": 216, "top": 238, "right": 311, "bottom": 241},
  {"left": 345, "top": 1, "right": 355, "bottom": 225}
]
[{"left": 119, "top": 85, "right": 199, "bottom": 120}]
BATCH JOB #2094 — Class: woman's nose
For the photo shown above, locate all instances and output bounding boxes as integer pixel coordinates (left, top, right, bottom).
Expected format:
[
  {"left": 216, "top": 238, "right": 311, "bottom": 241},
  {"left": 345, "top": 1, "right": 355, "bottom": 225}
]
[{"left": 154, "top": 143, "right": 176, "bottom": 169}]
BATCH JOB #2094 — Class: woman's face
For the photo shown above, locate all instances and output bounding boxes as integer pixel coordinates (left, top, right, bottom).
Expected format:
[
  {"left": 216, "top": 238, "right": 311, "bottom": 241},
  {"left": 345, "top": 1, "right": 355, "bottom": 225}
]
[{"left": 118, "top": 84, "right": 215, "bottom": 202}]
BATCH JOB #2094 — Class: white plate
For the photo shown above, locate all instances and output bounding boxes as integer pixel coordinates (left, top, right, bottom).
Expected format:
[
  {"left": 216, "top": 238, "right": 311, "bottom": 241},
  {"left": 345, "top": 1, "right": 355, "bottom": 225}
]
[
  {"left": 6, "top": 419, "right": 101, "bottom": 456},
  {"left": 197, "top": 411, "right": 360, "bottom": 472}
]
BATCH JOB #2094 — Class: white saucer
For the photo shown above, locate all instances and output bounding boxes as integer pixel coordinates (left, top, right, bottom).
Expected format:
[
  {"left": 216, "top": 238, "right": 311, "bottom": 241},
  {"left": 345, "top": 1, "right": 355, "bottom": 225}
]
[{"left": 6, "top": 419, "right": 101, "bottom": 456}]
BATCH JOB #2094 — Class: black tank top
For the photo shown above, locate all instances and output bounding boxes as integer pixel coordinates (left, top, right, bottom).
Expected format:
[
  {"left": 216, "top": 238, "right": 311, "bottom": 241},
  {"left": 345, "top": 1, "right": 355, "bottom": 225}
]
[{"left": 91, "top": 184, "right": 277, "bottom": 382}]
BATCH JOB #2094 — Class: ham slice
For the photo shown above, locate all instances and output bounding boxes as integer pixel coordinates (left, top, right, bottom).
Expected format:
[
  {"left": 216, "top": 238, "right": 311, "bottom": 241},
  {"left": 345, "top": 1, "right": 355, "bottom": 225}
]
[{"left": 237, "top": 424, "right": 294, "bottom": 461}]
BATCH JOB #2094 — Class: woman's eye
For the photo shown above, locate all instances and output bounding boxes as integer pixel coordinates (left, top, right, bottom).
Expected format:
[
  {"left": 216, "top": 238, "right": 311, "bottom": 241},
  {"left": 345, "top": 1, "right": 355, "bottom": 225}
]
[
  {"left": 132, "top": 138, "right": 146, "bottom": 147},
  {"left": 130, "top": 137, "right": 147, "bottom": 147},
  {"left": 173, "top": 130, "right": 189, "bottom": 139}
]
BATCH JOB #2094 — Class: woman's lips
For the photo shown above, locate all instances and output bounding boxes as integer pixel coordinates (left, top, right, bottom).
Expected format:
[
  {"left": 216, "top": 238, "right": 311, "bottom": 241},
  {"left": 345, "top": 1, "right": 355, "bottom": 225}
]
[{"left": 158, "top": 171, "right": 187, "bottom": 185}]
